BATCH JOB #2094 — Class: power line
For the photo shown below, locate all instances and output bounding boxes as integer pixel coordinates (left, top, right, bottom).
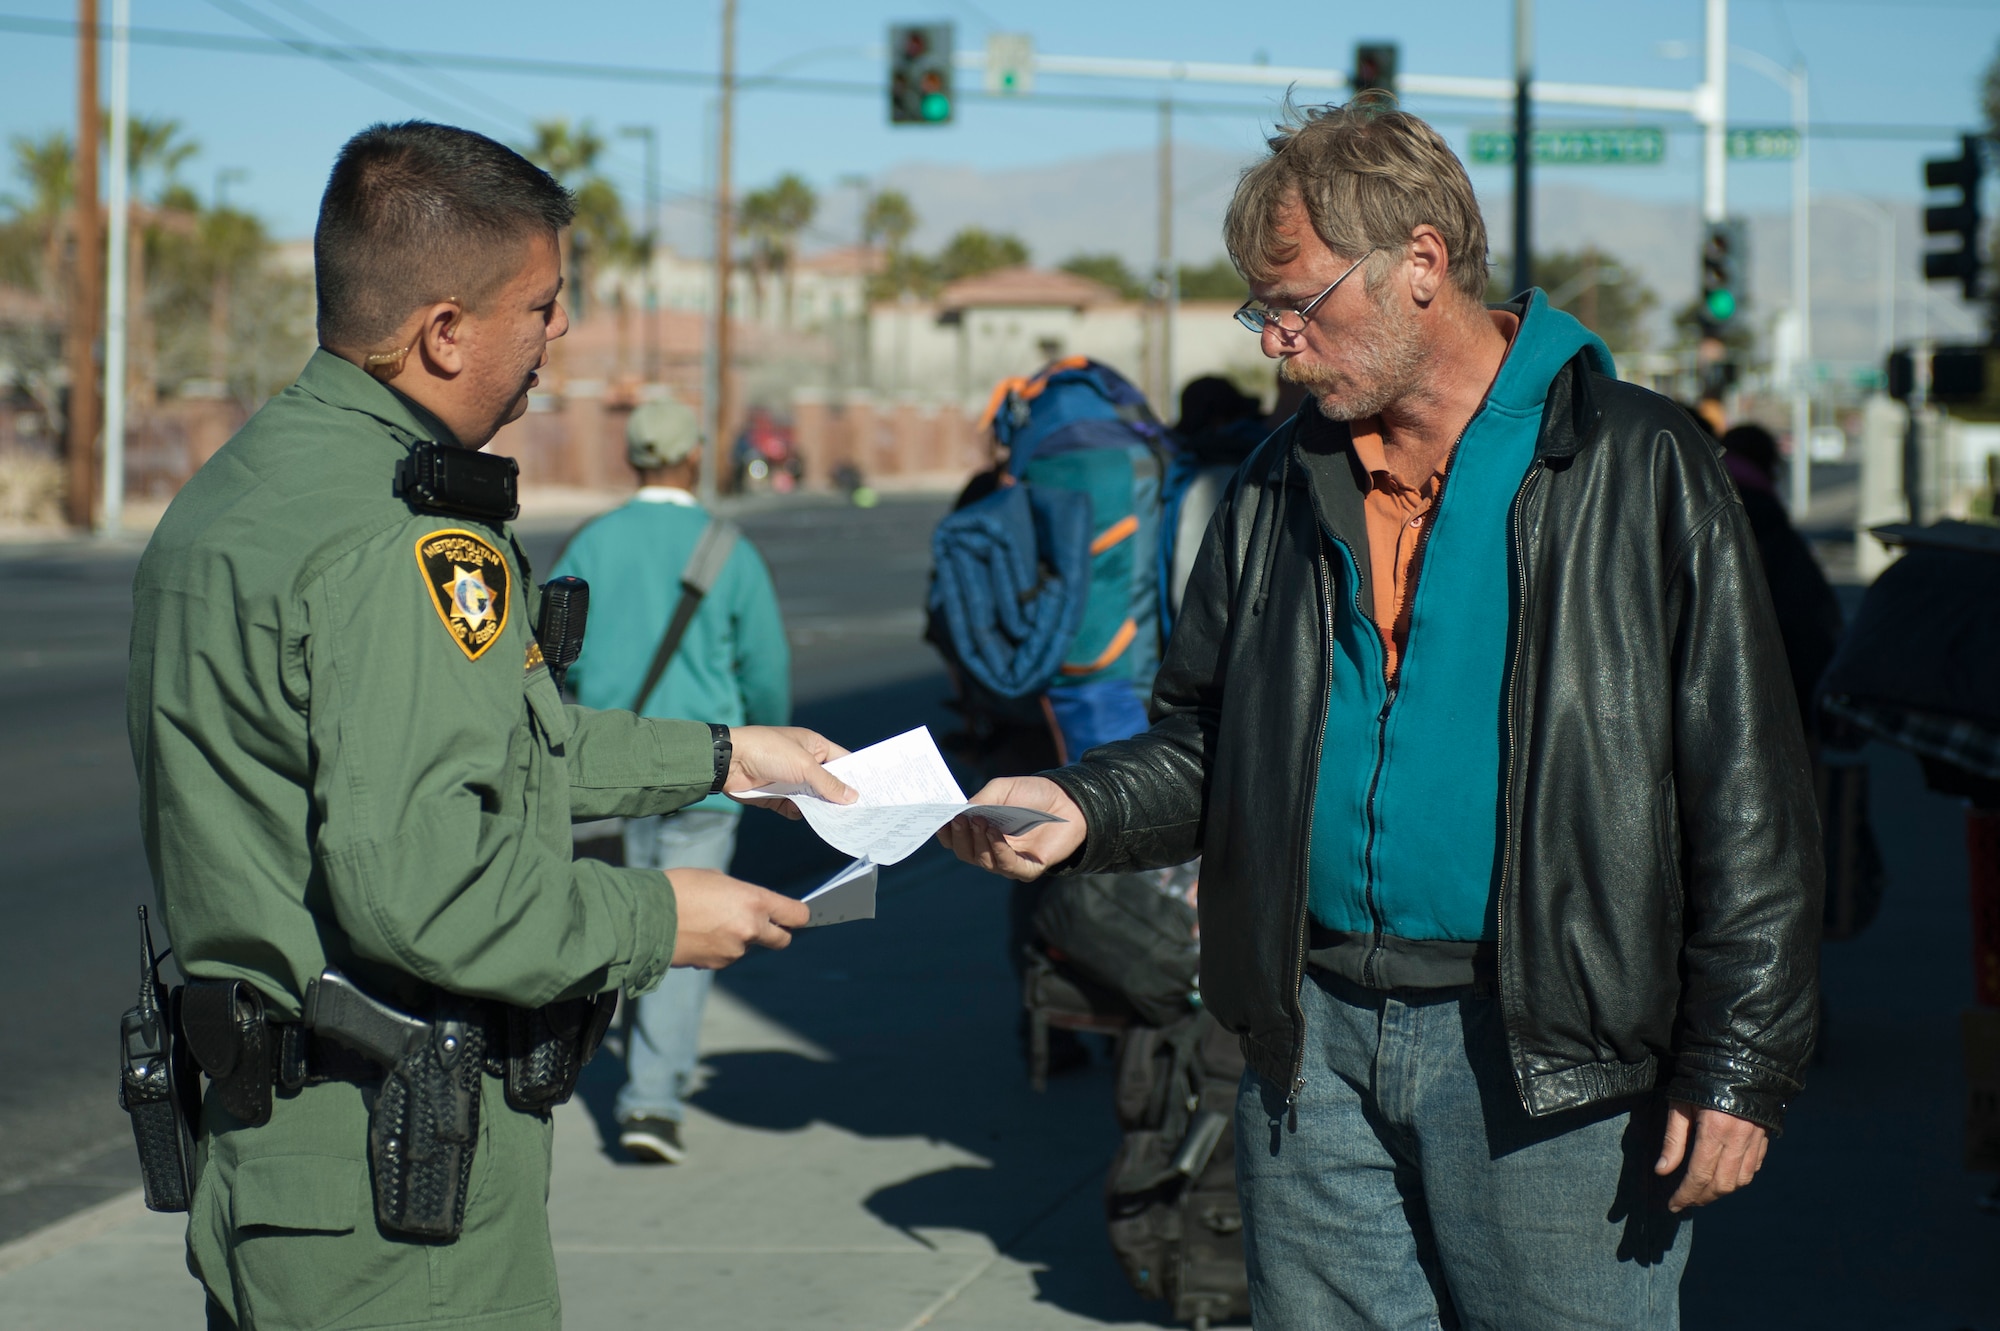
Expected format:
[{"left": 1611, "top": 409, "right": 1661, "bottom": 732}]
[
  {"left": 197, "top": 0, "right": 518, "bottom": 140},
  {"left": 0, "top": 12, "right": 1977, "bottom": 142},
  {"left": 192, "top": 1, "right": 709, "bottom": 233},
  {"left": 253, "top": 0, "right": 531, "bottom": 130}
]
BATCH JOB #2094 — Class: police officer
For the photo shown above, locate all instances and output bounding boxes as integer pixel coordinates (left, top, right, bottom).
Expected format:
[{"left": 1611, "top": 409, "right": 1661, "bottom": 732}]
[{"left": 126, "top": 121, "right": 852, "bottom": 1329}]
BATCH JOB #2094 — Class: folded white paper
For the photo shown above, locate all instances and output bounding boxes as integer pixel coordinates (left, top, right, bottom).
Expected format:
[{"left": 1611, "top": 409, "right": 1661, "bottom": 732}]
[
  {"left": 744, "top": 726, "right": 1064, "bottom": 865},
  {"left": 800, "top": 859, "right": 877, "bottom": 927}
]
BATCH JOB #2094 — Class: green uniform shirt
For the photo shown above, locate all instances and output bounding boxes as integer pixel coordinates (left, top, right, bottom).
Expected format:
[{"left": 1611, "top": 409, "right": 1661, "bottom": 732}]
[{"left": 128, "top": 349, "right": 713, "bottom": 1017}]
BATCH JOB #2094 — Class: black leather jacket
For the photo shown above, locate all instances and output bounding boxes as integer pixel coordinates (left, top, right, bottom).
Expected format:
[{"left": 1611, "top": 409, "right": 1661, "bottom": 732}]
[{"left": 1048, "top": 355, "right": 1821, "bottom": 1130}]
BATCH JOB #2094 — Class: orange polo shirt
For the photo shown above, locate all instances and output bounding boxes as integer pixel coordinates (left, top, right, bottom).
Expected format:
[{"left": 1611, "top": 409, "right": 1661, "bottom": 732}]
[{"left": 1351, "top": 311, "right": 1519, "bottom": 683}]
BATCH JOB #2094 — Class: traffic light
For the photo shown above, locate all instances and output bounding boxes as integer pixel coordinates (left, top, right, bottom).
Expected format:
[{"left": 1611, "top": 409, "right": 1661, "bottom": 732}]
[
  {"left": 1923, "top": 133, "right": 1983, "bottom": 301},
  {"left": 1698, "top": 219, "right": 1746, "bottom": 336},
  {"left": 1352, "top": 42, "right": 1398, "bottom": 95},
  {"left": 889, "top": 23, "right": 954, "bottom": 125},
  {"left": 1887, "top": 344, "right": 1991, "bottom": 403}
]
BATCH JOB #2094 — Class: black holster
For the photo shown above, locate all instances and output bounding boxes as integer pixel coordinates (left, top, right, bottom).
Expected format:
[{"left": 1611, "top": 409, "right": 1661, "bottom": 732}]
[
  {"left": 501, "top": 993, "right": 618, "bottom": 1113},
  {"left": 368, "top": 997, "right": 486, "bottom": 1241},
  {"left": 180, "top": 978, "right": 272, "bottom": 1127}
]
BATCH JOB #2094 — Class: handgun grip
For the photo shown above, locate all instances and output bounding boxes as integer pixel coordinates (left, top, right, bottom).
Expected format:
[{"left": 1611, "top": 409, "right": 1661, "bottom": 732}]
[{"left": 304, "top": 970, "right": 429, "bottom": 1067}]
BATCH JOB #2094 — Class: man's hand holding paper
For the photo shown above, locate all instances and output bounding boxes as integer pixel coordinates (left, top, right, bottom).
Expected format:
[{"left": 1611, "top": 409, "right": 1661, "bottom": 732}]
[
  {"left": 937, "top": 775, "right": 1088, "bottom": 881},
  {"left": 724, "top": 725, "right": 857, "bottom": 817},
  {"left": 742, "top": 727, "right": 1067, "bottom": 866}
]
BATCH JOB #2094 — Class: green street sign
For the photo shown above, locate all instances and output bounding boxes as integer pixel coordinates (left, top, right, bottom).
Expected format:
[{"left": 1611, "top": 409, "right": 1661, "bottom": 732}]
[
  {"left": 1469, "top": 126, "right": 1666, "bottom": 166},
  {"left": 1726, "top": 128, "right": 1800, "bottom": 160}
]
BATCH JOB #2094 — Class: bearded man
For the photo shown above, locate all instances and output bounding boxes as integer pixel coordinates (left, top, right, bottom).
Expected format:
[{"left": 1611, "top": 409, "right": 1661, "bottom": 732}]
[{"left": 941, "top": 96, "right": 1821, "bottom": 1329}]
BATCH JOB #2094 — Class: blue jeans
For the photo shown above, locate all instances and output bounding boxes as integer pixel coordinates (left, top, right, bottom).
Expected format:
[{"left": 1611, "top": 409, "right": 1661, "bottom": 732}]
[
  {"left": 614, "top": 808, "right": 739, "bottom": 1125},
  {"left": 1235, "top": 971, "right": 1689, "bottom": 1331}
]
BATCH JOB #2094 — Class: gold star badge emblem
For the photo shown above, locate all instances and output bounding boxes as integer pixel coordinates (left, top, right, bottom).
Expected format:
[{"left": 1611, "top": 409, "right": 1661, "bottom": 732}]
[{"left": 415, "top": 529, "right": 511, "bottom": 661}]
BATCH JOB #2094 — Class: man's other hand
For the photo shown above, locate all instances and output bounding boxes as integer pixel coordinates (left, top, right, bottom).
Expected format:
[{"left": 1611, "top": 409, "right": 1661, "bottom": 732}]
[
  {"left": 1655, "top": 1100, "right": 1770, "bottom": 1212},
  {"left": 724, "top": 725, "right": 855, "bottom": 818},
  {"left": 666, "top": 868, "right": 812, "bottom": 968},
  {"left": 938, "top": 776, "right": 1087, "bottom": 881}
]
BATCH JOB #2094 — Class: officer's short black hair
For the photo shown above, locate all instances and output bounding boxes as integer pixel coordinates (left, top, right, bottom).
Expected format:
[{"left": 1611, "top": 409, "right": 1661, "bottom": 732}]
[{"left": 314, "top": 121, "right": 574, "bottom": 351}]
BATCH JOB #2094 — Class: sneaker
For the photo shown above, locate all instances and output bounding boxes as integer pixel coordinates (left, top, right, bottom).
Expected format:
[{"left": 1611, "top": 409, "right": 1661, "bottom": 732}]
[{"left": 618, "top": 1116, "right": 686, "bottom": 1164}]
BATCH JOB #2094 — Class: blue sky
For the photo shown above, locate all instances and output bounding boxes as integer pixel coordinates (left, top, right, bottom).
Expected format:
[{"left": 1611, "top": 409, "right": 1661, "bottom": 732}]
[{"left": 1, "top": 0, "right": 1995, "bottom": 242}]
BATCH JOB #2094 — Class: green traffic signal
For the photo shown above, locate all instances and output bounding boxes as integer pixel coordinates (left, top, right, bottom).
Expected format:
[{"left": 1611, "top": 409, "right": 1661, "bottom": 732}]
[
  {"left": 888, "top": 22, "right": 954, "bottom": 126},
  {"left": 1704, "top": 289, "right": 1736, "bottom": 322}
]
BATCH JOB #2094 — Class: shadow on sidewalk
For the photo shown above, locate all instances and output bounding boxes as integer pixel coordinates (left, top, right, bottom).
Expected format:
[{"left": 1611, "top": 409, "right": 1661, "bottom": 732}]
[
  {"left": 571, "top": 666, "right": 1170, "bottom": 1325},
  {"left": 1679, "top": 743, "right": 2000, "bottom": 1328}
]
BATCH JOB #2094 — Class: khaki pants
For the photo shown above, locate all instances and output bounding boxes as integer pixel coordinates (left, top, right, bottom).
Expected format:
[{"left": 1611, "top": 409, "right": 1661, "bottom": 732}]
[{"left": 189, "top": 1070, "right": 559, "bottom": 1330}]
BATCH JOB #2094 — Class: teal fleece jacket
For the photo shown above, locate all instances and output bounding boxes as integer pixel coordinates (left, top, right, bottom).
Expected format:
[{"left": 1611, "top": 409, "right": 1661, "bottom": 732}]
[
  {"left": 553, "top": 493, "right": 790, "bottom": 812},
  {"left": 1308, "top": 294, "right": 1613, "bottom": 943}
]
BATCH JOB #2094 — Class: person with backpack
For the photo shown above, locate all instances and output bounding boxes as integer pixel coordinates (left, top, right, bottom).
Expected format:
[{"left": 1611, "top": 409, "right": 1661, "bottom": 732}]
[
  {"left": 553, "top": 397, "right": 790, "bottom": 1164},
  {"left": 941, "top": 95, "right": 1820, "bottom": 1330}
]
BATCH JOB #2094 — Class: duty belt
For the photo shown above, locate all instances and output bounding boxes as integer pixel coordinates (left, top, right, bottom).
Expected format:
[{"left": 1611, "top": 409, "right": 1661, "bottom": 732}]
[{"left": 119, "top": 929, "right": 615, "bottom": 1241}]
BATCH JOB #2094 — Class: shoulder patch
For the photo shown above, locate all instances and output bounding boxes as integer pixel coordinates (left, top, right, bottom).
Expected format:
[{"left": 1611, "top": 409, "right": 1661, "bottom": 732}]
[{"left": 415, "top": 528, "right": 511, "bottom": 661}]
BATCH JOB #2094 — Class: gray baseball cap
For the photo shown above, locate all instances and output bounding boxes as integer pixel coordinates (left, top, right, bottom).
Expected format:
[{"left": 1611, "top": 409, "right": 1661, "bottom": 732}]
[{"left": 627, "top": 398, "right": 701, "bottom": 469}]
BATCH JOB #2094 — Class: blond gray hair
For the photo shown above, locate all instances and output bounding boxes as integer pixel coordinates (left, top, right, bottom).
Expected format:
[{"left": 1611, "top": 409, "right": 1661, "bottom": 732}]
[{"left": 1223, "top": 92, "right": 1489, "bottom": 302}]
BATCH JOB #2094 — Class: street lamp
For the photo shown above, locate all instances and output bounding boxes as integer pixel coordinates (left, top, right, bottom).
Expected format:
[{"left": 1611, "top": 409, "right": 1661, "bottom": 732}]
[
  {"left": 617, "top": 125, "right": 661, "bottom": 385},
  {"left": 1731, "top": 46, "right": 1812, "bottom": 516},
  {"left": 1816, "top": 195, "right": 1896, "bottom": 372}
]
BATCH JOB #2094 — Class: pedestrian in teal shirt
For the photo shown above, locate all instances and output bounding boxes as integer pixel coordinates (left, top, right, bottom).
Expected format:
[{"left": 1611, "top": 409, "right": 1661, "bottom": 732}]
[{"left": 554, "top": 398, "right": 790, "bottom": 1162}]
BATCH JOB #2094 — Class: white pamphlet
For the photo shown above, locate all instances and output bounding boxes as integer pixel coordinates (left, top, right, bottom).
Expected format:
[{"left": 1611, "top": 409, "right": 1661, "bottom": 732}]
[
  {"left": 743, "top": 726, "right": 1064, "bottom": 865},
  {"left": 799, "top": 859, "right": 877, "bottom": 928}
]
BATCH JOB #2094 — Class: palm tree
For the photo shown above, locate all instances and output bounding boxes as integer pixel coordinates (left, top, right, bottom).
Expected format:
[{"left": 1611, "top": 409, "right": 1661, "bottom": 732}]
[
  {"left": 0, "top": 131, "right": 77, "bottom": 437},
  {"left": 2, "top": 131, "right": 75, "bottom": 302},
  {"left": 125, "top": 115, "right": 197, "bottom": 202},
  {"left": 737, "top": 173, "right": 816, "bottom": 326},
  {"left": 523, "top": 119, "right": 628, "bottom": 322},
  {"left": 862, "top": 188, "right": 918, "bottom": 299},
  {"left": 117, "top": 115, "right": 199, "bottom": 406}
]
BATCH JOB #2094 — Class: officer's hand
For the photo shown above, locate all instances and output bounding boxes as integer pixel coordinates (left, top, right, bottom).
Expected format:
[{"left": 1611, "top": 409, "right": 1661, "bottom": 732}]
[
  {"left": 938, "top": 776, "right": 1087, "bottom": 882},
  {"left": 666, "top": 868, "right": 813, "bottom": 968},
  {"left": 724, "top": 725, "right": 856, "bottom": 818},
  {"left": 1656, "top": 1101, "right": 1770, "bottom": 1212}
]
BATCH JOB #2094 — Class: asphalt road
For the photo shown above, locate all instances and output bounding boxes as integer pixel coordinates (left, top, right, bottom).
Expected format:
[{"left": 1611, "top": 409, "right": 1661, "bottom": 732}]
[{"left": 0, "top": 493, "right": 953, "bottom": 1247}]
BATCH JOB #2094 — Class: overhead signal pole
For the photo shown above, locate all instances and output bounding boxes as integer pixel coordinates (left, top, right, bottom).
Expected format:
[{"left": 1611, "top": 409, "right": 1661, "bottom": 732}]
[
  {"left": 956, "top": 0, "right": 1731, "bottom": 223},
  {"left": 704, "top": 0, "right": 735, "bottom": 507}
]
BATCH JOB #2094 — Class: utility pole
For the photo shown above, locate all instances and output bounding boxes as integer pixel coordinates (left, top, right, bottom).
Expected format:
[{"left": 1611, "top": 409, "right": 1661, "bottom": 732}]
[
  {"left": 101, "top": 0, "right": 129, "bottom": 534},
  {"left": 1156, "top": 97, "right": 1176, "bottom": 414},
  {"left": 65, "top": 0, "right": 101, "bottom": 530},
  {"left": 1511, "top": 0, "right": 1533, "bottom": 295},
  {"left": 703, "top": 0, "right": 736, "bottom": 507}
]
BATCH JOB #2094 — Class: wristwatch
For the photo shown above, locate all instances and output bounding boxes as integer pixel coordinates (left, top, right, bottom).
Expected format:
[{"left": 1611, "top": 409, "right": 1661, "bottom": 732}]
[{"left": 708, "top": 723, "right": 733, "bottom": 794}]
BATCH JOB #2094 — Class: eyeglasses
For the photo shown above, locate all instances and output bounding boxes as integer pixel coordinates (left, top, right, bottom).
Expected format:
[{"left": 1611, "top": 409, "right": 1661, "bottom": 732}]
[{"left": 1233, "top": 249, "right": 1376, "bottom": 335}]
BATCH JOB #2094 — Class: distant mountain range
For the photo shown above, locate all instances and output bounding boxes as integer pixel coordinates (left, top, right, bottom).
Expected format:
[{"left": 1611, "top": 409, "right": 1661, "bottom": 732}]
[{"left": 652, "top": 142, "right": 1984, "bottom": 366}]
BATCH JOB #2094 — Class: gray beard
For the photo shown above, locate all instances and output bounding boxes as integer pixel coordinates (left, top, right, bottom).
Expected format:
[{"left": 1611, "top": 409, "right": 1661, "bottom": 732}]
[{"left": 1280, "top": 294, "right": 1428, "bottom": 422}]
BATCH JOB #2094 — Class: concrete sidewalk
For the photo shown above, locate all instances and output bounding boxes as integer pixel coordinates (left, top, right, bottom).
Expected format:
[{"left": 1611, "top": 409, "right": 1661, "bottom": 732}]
[
  {"left": 4, "top": 745, "right": 1996, "bottom": 1329},
  {"left": 0, "top": 849, "right": 1166, "bottom": 1331}
]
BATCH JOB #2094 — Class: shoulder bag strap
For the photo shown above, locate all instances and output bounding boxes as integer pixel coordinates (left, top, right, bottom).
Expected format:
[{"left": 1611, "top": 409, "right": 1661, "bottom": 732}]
[{"left": 629, "top": 518, "right": 742, "bottom": 713}]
